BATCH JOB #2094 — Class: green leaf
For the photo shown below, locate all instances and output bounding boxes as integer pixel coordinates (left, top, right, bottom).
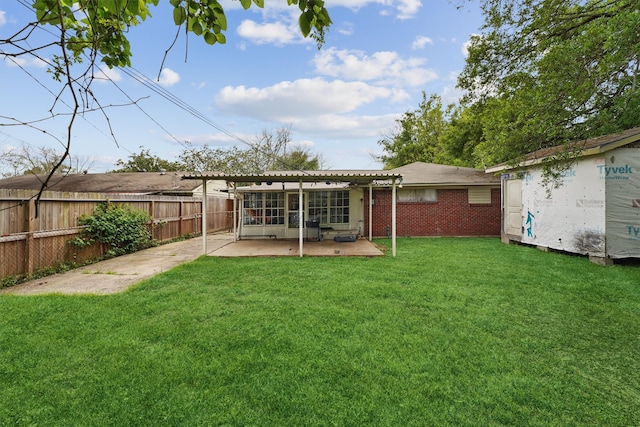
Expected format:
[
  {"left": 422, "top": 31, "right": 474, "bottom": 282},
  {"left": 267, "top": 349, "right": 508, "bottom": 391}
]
[
  {"left": 173, "top": 6, "right": 186, "bottom": 25},
  {"left": 216, "top": 33, "right": 226, "bottom": 44},
  {"left": 299, "top": 11, "right": 312, "bottom": 37},
  {"left": 204, "top": 31, "right": 217, "bottom": 45},
  {"left": 192, "top": 21, "right": 203, "bottom": 35},
  {"left": 239, "top": 0, "right": 251, "bottom": 9},
  {"left": 253, "top": 0, "right": 265, "bottom": 8}
]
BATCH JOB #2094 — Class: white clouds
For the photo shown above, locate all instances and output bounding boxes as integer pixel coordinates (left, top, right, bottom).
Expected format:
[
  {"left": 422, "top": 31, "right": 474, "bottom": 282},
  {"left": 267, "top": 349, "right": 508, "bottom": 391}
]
[
  {"left": 0, "top": 10, "right": 6, "bottom": 26},
  {"left": 5, "top": 56, "right": 47, "bottom": 68},
  {"left": 215, "top": 78, "right": 403, "bottom": 122},
  {"left": 293, "top": 113, "right": 400, "bottom": 139},
  {"left": 94, "top": 66, "right": 122, "bottom": 83},
  {"left": 326, "top": 0, "right": 423, "bottom": 20},
  {"left": 229, "top": 0, "right": 424, "bottom": 46},
  {"left": 412, "top": 35, "right": 433, "bottom": 50},
  {"left": 312, "top": 47, "right": 438, "bottom": 87},
  {"left": 158, "top": 68, "right": 180, "bottom": 87},
  {"left": 169, "top": 132, "right": 240, "bottom": 147},
  {"left": 236, "top": 19, "right": 297, "bottom": 45},
  {"left": 396, "top": 0, "right": 422, "bottom": 20}
]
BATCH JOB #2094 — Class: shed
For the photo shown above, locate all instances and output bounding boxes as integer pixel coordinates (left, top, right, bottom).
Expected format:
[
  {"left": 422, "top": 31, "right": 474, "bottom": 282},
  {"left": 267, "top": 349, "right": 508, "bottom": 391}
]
[{"left": 487, "top": 127, "right": 640, "bottom": 264}]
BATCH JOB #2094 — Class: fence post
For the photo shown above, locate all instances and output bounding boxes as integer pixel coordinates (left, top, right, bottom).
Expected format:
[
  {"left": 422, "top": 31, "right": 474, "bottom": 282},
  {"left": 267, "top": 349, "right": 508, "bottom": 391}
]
[
  {"left": 25, "top": 198, "right": 37, "bottom": 276},
  {"left": 179, "top": 201, "right": 184, "bottom": 236}
]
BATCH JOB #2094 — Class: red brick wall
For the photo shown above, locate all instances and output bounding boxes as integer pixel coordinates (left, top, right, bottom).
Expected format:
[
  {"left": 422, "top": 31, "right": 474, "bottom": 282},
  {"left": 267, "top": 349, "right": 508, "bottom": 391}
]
[{"left": 365, "top": 188, "right": 501, "bottom": 237}]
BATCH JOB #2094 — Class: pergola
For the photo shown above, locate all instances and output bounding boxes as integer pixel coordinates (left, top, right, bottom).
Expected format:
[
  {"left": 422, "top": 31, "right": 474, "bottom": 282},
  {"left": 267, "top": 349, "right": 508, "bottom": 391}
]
[{"left": 182, "top": 170, "right": 403, "bottom": 257}]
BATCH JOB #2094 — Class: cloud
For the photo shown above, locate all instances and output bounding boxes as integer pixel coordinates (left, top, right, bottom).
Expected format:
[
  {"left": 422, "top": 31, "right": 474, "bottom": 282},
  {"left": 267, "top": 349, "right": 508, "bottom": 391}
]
[
  {"left": 312, "top": 47, "right": 438, "bottom": 87},
  {"left": 329, "top": 0, "right": 422, "bottom": 20},
  {"left": 5, "top": 56, "right": 47, "bottom": 68},
  {"left": 337, "top": 21, "right": 355, "bottom": 36},
  {"left": 412, "top": 35, "right": 433, "bottom": 50},
  {"left": 158, "top": 68, "right": 180, "bottom": 87},
  {"left": 237, "top": 19, "right": 298, "bottom": 45},
  {"left": 94, "top": 66, "right": 122, "bottom": 83},
  {"left": 396, "top": 0, "right": 422, "bottom": 19},
  {"left": 0, "top": 10, "right": 6, "bottom": 26},
  {"left": 168, "top": 132, "right": 241, "bottom": 147},
  {"left": 291, "top": 113, "right": 400, "bottom": 139},
  {"left": 215, "top": 77, "right": 406, "bottom": 122}
]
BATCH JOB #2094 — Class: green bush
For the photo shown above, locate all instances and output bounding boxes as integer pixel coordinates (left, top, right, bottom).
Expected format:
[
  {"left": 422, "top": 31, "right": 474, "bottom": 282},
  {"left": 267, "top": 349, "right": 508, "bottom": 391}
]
[{"left": 74, "top": 201, "right": 153, "bottom": 257}]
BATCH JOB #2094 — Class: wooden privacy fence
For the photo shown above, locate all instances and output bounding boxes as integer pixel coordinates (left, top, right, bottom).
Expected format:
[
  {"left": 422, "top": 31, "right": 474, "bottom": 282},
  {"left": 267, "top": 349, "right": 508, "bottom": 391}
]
[{"left": 0, "top": 189, "right": 233, "bottom": 280}]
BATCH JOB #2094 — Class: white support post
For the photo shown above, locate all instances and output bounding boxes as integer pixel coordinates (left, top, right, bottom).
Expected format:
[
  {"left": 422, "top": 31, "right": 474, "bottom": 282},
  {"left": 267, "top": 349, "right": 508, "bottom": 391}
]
[
  {"left": 202, "top": 179, "right": 208, "bottom": 255},
  {"left": 233, "top": 183, "right": 238, "bottom": 243},
  {"left": 299, "top": 179, "right": 304, "bottom": 257},
  {"left": 368, "top": 184, "right": 373, "bottom": 241},
  {"left": 392, "top": 178, "right": 397, "bottom": 257}
]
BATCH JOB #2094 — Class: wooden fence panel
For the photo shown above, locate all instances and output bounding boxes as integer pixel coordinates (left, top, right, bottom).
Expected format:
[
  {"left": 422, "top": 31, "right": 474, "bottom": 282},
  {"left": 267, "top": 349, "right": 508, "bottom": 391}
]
[{"left": 0, "top": 189, "right": 233, "bottom": 280}]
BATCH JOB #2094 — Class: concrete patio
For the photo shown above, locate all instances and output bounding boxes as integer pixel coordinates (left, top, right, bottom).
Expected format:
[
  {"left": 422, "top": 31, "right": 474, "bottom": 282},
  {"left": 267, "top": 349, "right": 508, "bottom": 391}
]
[{"left": 210, "top": 237, "right": 385, "bottom": 257}]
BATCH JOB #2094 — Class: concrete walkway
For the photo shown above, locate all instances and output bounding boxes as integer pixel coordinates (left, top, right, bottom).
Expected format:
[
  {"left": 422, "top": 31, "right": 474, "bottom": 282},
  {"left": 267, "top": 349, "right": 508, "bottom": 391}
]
[
  {"left": 1, "top": 234, "right": 385, "bottom": 296},
  {"left": 1, "top": 233, "right": 234, "bottom": 296}
]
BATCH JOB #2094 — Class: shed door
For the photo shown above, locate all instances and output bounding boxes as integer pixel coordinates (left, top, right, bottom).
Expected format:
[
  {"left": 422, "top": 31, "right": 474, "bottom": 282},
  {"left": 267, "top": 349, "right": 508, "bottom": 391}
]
[{"left": 504, "top": 179, "right": 523, "bottom": 237}]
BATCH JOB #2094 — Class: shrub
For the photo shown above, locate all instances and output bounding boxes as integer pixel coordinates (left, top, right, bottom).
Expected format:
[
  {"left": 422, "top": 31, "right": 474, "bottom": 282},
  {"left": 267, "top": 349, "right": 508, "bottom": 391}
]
[{"left": 74, "top": 201, "right": 153, "bottom": 257}]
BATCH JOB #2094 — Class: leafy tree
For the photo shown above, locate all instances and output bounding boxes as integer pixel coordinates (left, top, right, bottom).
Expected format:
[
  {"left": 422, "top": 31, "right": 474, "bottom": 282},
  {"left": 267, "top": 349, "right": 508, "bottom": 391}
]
[
  {"left": 111, "top": 147, "right": 181, "bottom": 172},
  {"left": 438, "top": 103, "right": 485, "bottom": 168},
  {"left": 272, "top": 146, "right": 323, "bottom": 170},
  {"left": 458, "top": 0, "right": 640, "bottom": 164},
  {"left": 1, "top": 0, "right": 332, "bottom": 213},
  {"left": 375, "top": 93, "right": 449, "bottom": 169},
  {"left": 0, "top": 145, "right": 94, "bottom": 177},
  {"left": 178, "top": 127, "right": 323, "bottom": 174}
]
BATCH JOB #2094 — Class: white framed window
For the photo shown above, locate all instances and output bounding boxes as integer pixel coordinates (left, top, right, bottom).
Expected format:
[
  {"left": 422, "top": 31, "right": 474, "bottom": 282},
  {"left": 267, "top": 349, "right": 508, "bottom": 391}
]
[
  {"left": 243, "top": 192, "right": 285, "bottom": 226},
  {"left": 308, "top": 191, "right": 329, "bottom": 223},
  {"left": 264, "top": 192, "right": 285, "bottom": 224},
  {"left": 243, "top": 193, "right": 263, "bottom": 225},
  {"left": 329, "top": 190, "right": 350, "bottom": 224}
]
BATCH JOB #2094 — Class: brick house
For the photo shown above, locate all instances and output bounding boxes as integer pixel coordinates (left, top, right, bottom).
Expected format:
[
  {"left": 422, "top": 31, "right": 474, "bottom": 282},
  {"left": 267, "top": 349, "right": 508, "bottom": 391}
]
[
  {"left": 366, "top": 162, "right": 501, "bottom": 237},
  {"left": 183, "top": 162, "right": 501, "bottom": 241}
]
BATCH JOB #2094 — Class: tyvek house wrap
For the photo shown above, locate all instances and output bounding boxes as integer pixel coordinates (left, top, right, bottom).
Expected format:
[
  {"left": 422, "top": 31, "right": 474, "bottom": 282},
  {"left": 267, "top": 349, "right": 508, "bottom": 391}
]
[
  {"left": 605, "top": 148, "right": 640, "bottom": 258},
  {"left": 521, "top": 156, "right": 607, "bottom": 257}
]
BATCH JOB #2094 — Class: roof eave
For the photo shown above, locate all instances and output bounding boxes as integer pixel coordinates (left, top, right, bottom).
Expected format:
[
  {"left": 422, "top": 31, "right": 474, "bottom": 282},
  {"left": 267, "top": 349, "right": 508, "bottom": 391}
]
[{"left": 486, "top": 131, "right": 640, "bottom": 173}]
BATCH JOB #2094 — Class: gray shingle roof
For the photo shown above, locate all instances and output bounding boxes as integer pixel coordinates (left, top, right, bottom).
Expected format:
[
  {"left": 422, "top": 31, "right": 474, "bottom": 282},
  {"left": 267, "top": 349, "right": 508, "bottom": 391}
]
[
  {"left": 0, "top": 172, "right": 206, "bottom": 194},
  {"left": 389, "top": 162, "right": 499, "bottom": 186}
]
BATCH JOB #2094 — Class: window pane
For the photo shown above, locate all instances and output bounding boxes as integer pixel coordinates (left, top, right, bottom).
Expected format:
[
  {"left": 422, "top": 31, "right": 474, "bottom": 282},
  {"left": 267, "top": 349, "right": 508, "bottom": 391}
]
[{"left": 243, "top": 193, "right": 263, "bottom": 225}]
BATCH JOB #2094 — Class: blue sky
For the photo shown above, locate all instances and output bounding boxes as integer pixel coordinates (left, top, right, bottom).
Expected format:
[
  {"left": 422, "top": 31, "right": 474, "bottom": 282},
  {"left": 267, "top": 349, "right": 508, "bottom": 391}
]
[{"left": 0, "top": 0, "right": 483, "bottom": 173}]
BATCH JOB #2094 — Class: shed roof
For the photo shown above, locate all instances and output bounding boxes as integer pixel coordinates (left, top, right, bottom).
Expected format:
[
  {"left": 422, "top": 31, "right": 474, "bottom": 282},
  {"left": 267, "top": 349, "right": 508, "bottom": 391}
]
[
  {"left": 487, "top": 127, "right": 640, "bottom": 173},
  {"left": 0, "top": 171, "right": 213, "bottom": 194}
]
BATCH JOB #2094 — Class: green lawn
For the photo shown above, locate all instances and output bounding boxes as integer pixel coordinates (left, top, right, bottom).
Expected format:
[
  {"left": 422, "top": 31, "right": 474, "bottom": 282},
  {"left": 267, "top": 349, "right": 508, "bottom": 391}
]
[{"left": 1, "top": 238, "right": 639, "bottom": 426}]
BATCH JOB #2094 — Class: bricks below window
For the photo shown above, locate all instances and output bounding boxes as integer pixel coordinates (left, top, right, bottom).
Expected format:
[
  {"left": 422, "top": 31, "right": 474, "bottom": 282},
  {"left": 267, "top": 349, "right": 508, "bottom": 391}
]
[{"left": 366, "top": 188, "right": 501, "bottom": 237}]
